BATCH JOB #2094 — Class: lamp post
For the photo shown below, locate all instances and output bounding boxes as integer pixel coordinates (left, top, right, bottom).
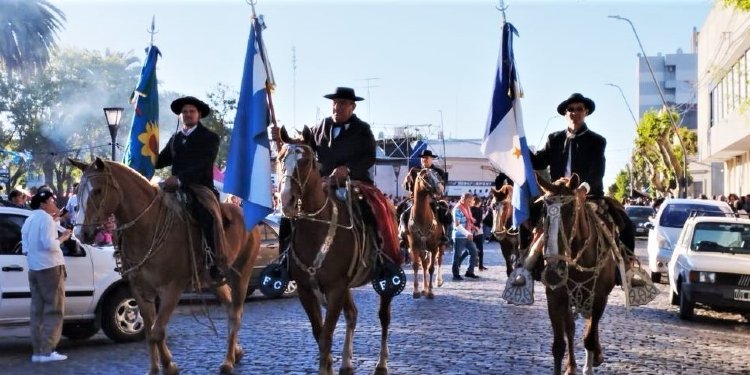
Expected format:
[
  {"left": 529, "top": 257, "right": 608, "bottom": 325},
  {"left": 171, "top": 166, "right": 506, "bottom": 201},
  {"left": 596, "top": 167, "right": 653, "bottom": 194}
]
[
  {"left": 609, "top": 15, "right": 689, "bottom": 198},
  {"left": 605, "top": 82, "right": 639, "bottom": 197},
  {"left": 438, "top": 109, "right": 448, "bottom": 172},
  {"left": 103, "top": 107, "right": 124, "bottom": 161},
  {"left": 537, "top": 114, "right": 561, "bottom": 149}
]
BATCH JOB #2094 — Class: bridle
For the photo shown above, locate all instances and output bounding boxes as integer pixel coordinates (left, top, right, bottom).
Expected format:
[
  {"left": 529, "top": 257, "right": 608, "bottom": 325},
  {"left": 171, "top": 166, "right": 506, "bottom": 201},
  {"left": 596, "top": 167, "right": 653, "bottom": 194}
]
[{"left": 414, "top": 169, "right": 441, "bottom": 196}]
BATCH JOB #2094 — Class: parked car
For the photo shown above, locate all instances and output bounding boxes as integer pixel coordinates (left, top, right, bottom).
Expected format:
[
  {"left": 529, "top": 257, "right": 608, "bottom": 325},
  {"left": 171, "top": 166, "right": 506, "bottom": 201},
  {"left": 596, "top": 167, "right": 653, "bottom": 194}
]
[
  {"left": 0, "top": 206, "right": 145, "bottom": 342},
  {"left": 625, "top": 205, "right": 655, "bottom": 238},
  {"left": 645, "top": 199, "right": 734, "bottom": 283},
  {"left": 667, "top": 215, "right": 750, "bottom": 320},
  {"left": 247, "top": 213, "right": 297, "bottom": 298}
]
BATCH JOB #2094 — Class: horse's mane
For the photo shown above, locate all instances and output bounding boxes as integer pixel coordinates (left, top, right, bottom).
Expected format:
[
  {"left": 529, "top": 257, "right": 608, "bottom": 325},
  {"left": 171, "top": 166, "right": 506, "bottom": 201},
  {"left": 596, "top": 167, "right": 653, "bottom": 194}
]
[{"left": 102, "top": 160, "right": 159, "bottom": 189}]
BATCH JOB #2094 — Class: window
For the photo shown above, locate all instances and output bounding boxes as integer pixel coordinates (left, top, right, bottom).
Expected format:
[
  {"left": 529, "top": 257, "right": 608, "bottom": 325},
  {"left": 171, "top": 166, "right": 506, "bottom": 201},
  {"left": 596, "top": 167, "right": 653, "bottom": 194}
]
[{"left": 0, "top": 214, "right": 27, "bottom": 254}]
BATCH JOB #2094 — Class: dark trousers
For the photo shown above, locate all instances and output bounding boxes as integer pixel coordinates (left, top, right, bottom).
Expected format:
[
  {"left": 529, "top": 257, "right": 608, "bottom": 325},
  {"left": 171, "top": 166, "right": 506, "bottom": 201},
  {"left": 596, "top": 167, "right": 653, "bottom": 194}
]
[
  {"left": 473, "top": 234, "right": 485, "bottom": 268},
  {"left": 185, "top": 187, "right": 220, "bottom": 266}
]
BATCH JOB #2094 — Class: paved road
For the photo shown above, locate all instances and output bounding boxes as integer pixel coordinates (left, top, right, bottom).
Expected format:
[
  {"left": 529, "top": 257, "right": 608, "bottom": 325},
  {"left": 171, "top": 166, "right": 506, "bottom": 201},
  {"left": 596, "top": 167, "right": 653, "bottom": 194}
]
[{"left": 1, "top": 239, "right": 749, "bottom": 374}]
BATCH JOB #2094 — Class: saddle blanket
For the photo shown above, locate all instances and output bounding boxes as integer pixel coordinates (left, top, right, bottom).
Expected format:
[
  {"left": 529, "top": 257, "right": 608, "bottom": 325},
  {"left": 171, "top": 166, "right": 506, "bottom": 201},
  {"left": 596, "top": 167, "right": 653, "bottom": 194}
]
[{"left": 358, "top": 183, "right": 403, "bottom": 265}]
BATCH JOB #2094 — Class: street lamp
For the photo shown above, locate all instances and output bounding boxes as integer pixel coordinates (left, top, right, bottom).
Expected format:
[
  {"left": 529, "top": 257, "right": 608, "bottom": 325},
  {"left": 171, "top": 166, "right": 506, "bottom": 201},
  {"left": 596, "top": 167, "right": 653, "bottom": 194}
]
[
  {"left": 438, "top": 109, "right": 448, "bottom": 172},
  {"left": 606, "top": 82, "right": 639, "bottom": 199},
  {"left": 609, "top": 15, "right": 689, "bottom": 198},
  {"left": 103, "top": 107, "right": 124, "bottom": 161},
  {"left": 537, "top": 114, "right": 561, "bottom": 149}
]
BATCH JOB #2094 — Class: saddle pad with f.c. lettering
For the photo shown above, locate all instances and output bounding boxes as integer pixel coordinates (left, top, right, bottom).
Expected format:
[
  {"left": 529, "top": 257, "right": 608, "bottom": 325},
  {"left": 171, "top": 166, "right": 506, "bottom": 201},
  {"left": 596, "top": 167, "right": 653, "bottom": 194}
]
[{"left": 357, "top": 183, "right": 403, "bottom": 265}]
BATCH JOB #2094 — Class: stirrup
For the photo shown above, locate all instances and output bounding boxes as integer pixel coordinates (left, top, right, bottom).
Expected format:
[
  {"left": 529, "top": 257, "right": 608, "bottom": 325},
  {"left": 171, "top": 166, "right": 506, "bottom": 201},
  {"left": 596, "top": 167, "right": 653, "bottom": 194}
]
[
  {"left": 625, "top": 267, "right": 659, "bottom": 306},
  {"left": 502, "top": 267, "right": 534, "bottom": 305}
]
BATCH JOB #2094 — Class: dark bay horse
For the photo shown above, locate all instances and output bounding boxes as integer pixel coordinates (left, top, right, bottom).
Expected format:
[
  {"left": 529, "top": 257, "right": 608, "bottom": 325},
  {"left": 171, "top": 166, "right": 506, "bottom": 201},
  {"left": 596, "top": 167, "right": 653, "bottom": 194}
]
[
  {"left": 71, "top": 158, "right": 260, "bottom": 375},
  {"left": 537, "top": 175, "right": 617, "bottom": 375},
  {"left": 490, "top": 184, "right": 520, "bottom": 276},
  {"left": 276, "top": 132, "right": 395, "bottom": 375},
  {"left": 406, "top": 168, "right": 445, "bottom": 298}
]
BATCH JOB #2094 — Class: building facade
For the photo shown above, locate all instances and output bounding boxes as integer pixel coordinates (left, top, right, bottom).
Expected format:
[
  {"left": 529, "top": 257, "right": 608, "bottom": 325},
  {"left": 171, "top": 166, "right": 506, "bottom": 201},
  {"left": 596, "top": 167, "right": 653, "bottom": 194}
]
[
  {"left": 696, "top": 3, "right": 750, "bottom": 197},
  {"left": 638, "top": 50, "right": 698, "bottom": 129}
]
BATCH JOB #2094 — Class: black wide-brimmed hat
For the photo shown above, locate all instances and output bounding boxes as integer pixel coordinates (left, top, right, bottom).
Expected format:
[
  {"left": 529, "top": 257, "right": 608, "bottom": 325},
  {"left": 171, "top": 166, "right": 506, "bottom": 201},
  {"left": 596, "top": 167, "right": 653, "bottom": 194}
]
[
  {"left": 556, "top": 93, "right": 595, "bottom": 115},
  {"left": 323, "top": 87, "right": 364, "bottom": 102},
  {"left": 419, "top": 149, "right": 438, "bottom": 158},
  {"left": 170, "top": 96, "right": 211, "bottom": 118}
]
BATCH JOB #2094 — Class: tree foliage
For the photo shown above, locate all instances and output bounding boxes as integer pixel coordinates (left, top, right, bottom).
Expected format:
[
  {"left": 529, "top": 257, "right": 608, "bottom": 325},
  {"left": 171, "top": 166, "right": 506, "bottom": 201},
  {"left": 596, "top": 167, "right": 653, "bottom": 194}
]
[
  {"left": 724, "top": 0, "right": 750, "bottom": 11},
  {"left": 0, "top": 0, "right": 66, "bottom": 77}
]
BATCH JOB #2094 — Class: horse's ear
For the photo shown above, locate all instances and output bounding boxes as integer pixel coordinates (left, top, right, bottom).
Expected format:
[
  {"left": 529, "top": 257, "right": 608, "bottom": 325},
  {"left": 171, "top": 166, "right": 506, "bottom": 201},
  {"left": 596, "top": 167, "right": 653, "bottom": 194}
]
[
  {"left": 279, "top": 126, "right": 292, "bottom": 144},
  {"left": 93, "top": 157, "right": 106, "bottom": 170},
  {"left": 535, "top": 172, "right": 555, "bottom": 194},
  {"left": 568, "top": 173, "right": 580, "bottom": 190},
  {"left": 301, "top": 125, "right": 313, "bottom": 145},
  {"left": 68, "top": 158, "right": 89, "bottom": 171}
]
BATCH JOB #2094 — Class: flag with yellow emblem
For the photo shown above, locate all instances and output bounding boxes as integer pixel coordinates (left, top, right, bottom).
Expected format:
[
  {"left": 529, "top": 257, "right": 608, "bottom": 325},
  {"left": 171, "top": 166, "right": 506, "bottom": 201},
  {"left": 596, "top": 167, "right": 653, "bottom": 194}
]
[{"left": 123, "top": 45, "right": 161, "bottom": 179}]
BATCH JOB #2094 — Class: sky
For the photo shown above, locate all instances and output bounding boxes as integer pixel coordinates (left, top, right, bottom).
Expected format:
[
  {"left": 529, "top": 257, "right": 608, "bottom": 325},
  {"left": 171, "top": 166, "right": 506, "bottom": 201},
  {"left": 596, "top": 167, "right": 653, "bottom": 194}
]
[{"left": 52, "top": 0, "right": 715, "bottom": 187}]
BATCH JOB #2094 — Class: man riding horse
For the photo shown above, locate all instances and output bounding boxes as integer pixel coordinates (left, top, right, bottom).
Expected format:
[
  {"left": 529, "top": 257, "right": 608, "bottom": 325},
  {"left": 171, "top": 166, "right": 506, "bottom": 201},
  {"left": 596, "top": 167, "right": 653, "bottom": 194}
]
[
  {"left": 514, "top": 93, "right": 642, "bottom": 288},
  {"left": 397, "top": 149, "right": 451, "bottom": 248},
  {"left": 155, "top": 96, "right": 228, "bottom": 285},
  {"left": 273, "top": 87, "right": 400, "bottom": 265}
]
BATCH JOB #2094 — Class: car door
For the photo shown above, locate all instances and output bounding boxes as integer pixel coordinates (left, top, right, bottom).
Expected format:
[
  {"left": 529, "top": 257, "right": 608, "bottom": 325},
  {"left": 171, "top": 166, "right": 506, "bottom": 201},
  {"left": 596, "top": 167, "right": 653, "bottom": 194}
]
[{"left": 0, "top": 213, "right": 31, "bottom": 322}]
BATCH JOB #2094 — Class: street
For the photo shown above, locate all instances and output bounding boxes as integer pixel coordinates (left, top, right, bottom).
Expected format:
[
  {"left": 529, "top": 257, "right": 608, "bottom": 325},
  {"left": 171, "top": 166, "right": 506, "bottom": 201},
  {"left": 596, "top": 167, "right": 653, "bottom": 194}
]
[{"left": 1, "top": 239, "right": 749, "bottom": 374}]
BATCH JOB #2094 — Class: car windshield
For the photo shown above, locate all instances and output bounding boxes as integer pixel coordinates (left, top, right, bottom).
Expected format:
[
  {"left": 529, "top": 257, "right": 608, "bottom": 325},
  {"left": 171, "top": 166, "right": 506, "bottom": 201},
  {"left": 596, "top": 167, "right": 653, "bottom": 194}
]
[
  {"left": 625, "top": 206, "right": 654, "bottom": 218},
  {"left": 691, "top": 222, "right": 750, "bottom": 254},
  {"left": 659, "top": 204, "right": 731, "bottom": 228}
]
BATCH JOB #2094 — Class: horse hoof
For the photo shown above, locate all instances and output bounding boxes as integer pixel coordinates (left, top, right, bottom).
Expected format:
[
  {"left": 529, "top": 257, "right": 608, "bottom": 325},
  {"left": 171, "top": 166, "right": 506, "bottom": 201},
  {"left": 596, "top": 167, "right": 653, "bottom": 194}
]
[
  {"left": 220, "top": 363, "right": 234, "bottom": 374},
  {"left": 412, "top": 291, "right": 422, "bottom": 299},
  {"left": 437, "top": 279, "right": 444, "bottom": 287},
  {"left": 594, "top": 352, "right": 604, "bottom": 367},
  {"left": 421, "top": 290, "right": 428, "bottom": 296},
  {"left": 373, "top": 366, "right": 388, "bottom": 375},
  {"left": 234, "top": 346, "right": 245, "bottom": 363},
  {"left": 339, "top": 367, "right": 354, "bottom": 375},
  {"left": 426, "top": 292, "right": 435, "bottom": 299},
  {"left": 164, "top": 363, "right": 180, "bottom": 375}
]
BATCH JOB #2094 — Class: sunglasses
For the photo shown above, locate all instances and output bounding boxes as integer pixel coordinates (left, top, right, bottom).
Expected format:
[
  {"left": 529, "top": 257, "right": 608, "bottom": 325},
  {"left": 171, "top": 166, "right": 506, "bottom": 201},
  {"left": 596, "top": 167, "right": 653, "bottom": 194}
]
[{"left": 566, "top": 105, "right": 586, "bottom": 113}]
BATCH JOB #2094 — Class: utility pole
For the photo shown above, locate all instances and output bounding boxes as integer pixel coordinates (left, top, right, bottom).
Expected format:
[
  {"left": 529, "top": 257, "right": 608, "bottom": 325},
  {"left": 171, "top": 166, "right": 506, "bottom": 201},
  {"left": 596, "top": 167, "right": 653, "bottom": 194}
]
[
  {"left": 438, "top": 110, "right": 448, "bottom": 171},
  {"left": 362, "top": 77, "right": 380, "bottom": 124}
]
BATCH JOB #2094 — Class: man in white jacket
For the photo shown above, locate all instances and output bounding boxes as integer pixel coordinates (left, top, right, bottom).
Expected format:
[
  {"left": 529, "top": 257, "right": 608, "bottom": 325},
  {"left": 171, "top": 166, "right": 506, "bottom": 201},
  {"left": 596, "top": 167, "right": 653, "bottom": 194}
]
[{"left": 22, "top": 190, "right": 72, "bottom": 363}]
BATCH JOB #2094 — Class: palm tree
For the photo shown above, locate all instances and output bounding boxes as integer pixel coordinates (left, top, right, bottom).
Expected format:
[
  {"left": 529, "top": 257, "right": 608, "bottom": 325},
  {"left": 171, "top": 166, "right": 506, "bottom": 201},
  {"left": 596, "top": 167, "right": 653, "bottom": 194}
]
[{"left": 0, "top": 0, "right": 66, "bottom": 76}]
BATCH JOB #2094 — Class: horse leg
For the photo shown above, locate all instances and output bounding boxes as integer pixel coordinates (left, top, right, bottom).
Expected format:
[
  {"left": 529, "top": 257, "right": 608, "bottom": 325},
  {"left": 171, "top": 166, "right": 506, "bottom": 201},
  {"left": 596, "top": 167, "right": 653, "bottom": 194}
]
[
  {"left": 152, "top": 285, "right": 183, "bottom": 375},
  {"left": 547, "top": 291, "right": 566, "bottom": 375},
  {"left": 564, "top": 307, "right": 577, "bottom": 375},
  {"left": 500, "top": 238, "right": 514, "bottom": 277},
  {"left": 340, "top": 290, "right": 358, "bottom": 375},
  {"left": 583, "top": 294, "right": 609, "bottom": 374},
  {"left": 374, "top": 294, "right": 393, "bottom": 375},
  {"left": 420, "top": 251, "right": 430, "bottom": 297},
  {"left": 132, "top": 292, "right": 160, "bottom": 375},
  {"left": 297, "top": 286, "right": 324, "bottom": 351},
  {"left": 320, "top": 289, "right": 345, "bottom": 375},
  {"left": 436, "top": 246, "right": 444, "bottom": 287},
  {"left": 411, "top": 248, "right": 421, "bottom": 299},
  {"left": 213, "top": 283, "right": 240, "bottom": 374},
  {"left": 426, "top": 251, "right": 435, "bottom": 299}
]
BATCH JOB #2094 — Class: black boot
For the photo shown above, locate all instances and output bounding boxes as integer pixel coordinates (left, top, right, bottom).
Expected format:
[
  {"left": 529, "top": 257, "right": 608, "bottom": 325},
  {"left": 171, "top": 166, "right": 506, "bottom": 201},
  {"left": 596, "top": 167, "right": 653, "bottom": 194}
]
[{"left": 209, "top": 265, "right": 227, "bottom": 286}]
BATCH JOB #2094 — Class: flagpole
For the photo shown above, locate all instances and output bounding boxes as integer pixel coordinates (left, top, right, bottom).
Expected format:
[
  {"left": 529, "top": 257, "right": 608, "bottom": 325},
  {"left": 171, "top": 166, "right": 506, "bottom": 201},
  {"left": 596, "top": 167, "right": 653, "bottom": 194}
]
[
  {"left": 496, "top": 0, "right": 508, "bottom": 23},
  {"left": 248, "top": 0, "right": 282, "bottom": 152},
  {"left": 148, "top": 16, "right": 157, "bottom": 47}
]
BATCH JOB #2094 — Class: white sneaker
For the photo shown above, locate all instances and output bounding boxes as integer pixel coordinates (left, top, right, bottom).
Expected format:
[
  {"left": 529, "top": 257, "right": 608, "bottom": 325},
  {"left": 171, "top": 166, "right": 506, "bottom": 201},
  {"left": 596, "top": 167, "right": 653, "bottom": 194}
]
[
  {"left": 31, "top": 354, "right": 40, "bottom": 362},
  {"left": 35, "top": 351, "right": 67, "bottom": 362}
]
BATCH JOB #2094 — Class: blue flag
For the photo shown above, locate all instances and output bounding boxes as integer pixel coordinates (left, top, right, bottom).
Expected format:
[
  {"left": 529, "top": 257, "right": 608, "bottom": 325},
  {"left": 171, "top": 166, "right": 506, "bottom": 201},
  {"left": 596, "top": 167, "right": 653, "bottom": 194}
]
[
  {"left": 223, "top": 16, "right": 274, "bottom": 229},
  {"left": 123, "top": 46, "right": 160, "bottom": 179},
  {"left": 479, "top": 23, "right": 539, "bottom": 227}
]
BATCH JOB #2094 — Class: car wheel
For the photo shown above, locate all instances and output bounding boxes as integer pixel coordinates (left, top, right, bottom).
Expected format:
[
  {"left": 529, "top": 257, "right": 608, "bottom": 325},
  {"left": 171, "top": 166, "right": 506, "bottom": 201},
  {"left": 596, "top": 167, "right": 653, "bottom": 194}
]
[
  {"left": 650, "top": 272, "right": 661, "bottom": 283},
  {"left": 679, "top": 282, "right": 695, "bottom": 320},
  {"left": 101, "top": 287, "right": 145, "bottom": 342},
  {"left": 671, "top": 289, "right": 679, "bottom": 306},
  {"left": 283, "top": 280, "right": 298, "bottom": 297},
  {"left": 62, "top": 322, "right": 99, "bottom": 341}
]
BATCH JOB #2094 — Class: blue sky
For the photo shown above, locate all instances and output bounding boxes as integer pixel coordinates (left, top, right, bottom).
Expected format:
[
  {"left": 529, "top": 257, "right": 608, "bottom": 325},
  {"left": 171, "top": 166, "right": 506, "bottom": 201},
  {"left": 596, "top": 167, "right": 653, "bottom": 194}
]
[{"left": 54, "top": 0, "right": 714, "bottom": 187}]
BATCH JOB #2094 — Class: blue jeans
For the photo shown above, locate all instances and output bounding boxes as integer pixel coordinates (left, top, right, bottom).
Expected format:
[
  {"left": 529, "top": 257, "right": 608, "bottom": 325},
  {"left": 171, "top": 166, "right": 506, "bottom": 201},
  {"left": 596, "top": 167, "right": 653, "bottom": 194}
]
[{"left": 452, "top": 237, "right": 477, "bottom": 276}]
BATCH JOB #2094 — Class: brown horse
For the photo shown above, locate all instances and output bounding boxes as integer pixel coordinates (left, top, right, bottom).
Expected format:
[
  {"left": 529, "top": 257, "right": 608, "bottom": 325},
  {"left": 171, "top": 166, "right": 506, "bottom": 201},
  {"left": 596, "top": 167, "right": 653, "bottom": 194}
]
[
  {"left": 490, "top": 184, "right": 520, "bottom": 276},
  {"left": 71, "top": 158, "right": 260, "bottom": 375},
  {"left": 406, "top": 168, "right": 445, "bottom": 298},
  {"left": 277, "top": 132, "right": 395, "bottom": 375},
  {"left": 537, "top": 175, "right": 616, "bottom": 375}
]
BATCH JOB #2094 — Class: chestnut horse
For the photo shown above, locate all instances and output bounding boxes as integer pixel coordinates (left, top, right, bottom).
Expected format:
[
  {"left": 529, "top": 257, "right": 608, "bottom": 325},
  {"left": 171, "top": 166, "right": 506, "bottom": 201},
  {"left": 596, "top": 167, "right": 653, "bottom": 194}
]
[
  {"left": 537, "top": 175, "right": 617, "bottom": 375},
  {"left": 406, "top": 168, "right": 445, "bottom": 298},
  {"left": 276, "top": 134, "right": 395, "bottom": 375},
  {"left": 71, "top": 158, "right": 260, "bottom": 375},
  {"left": 490, "top": 184, "right": 520, "bottom": 276}
]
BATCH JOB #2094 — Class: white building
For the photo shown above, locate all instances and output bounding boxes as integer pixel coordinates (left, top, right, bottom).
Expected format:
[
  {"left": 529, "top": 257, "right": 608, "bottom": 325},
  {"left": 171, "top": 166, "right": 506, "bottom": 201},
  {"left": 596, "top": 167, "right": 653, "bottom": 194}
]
[
  {"left": 696, "top": 2, "right": 750, "bottom": 197},
  {"left": 637, "top": 49, "right": 698, "bottom": 129}
]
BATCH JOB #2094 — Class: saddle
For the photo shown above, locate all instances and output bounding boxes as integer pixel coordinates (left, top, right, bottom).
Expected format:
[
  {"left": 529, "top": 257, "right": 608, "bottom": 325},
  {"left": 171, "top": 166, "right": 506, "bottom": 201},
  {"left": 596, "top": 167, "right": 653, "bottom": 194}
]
[{"left": 354, "top": 182, "right": 402, "bottom": 265}]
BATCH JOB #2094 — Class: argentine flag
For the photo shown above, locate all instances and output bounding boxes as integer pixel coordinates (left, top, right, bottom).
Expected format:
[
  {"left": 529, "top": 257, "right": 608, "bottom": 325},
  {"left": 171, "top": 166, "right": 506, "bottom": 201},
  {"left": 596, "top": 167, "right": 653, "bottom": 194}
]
[
  {"left": 480, "top": 22, "right": 539, "bottom": 227},
  {"left": 223, "top": 15, "right": 274, "bottom": 229}
]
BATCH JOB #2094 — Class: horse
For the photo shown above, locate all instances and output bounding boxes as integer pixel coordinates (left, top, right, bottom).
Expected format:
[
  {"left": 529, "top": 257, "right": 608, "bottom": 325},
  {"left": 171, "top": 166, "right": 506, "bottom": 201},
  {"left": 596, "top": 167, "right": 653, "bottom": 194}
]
[
  {"left": 535, "top": 174, "right": 618, "bottom": 375},
  {"left": 490, "top": 184, "right": 521, "bottom": 277},
  {"left": 70, "top": 158, "right": 260, "bottom": 375},
  {"left": 406, "top": 168, "right": 445, "bottom": 298},
  {"left": 277, "top": 128, "right": 396, "bottom": 375}
]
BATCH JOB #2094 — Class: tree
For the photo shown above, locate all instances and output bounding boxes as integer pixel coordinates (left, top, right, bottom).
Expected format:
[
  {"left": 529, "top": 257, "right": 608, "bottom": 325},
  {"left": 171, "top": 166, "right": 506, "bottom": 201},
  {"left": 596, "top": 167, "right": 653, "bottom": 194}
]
[
  {"left": 0, "top": 0, "right": 66, "bottom": 77},
  {"left": 724, "top": 0, "right": 750, "bottom": 11}
]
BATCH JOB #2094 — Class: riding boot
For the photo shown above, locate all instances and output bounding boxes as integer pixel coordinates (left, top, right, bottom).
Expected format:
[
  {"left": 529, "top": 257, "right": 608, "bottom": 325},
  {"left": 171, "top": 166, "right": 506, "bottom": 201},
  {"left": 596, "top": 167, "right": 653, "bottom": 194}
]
[
  {"left": 398, "top": 210, "right": 410, "bottom": 249},
  {"left": 511, "top": 231, "right": 545, "bottom": 287},
  {"left": 189, "top": 187, "right": 228, "bottom": 286}
]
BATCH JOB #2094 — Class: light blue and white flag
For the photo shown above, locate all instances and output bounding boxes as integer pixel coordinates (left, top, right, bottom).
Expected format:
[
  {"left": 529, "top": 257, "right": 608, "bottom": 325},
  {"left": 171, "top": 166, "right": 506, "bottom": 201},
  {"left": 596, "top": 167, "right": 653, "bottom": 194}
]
[
  {"left": 480, "top": 22, "right": 539, "bottom": 228},
  {"left": 223, "top": 15, "right": 274, "bottom": 229}
]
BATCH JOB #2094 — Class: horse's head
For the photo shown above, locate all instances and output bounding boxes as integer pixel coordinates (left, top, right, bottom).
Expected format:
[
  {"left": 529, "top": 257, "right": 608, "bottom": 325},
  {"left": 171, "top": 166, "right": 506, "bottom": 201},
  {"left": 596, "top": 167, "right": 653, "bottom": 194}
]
[
  {"left": 69, "top": 158, "right": 123, "bottom": 243},
  {"left": 414, "top": 168, "right": 444, "bottom": 197},
  {"left": 490, "top": 184, "right": 514, "bottom": 234},
  {"left": 277, "top": 126, "right": 319, "bottom": 217},
  {"left": 536, "top": 173, "right": 591, "bottom": 263}
]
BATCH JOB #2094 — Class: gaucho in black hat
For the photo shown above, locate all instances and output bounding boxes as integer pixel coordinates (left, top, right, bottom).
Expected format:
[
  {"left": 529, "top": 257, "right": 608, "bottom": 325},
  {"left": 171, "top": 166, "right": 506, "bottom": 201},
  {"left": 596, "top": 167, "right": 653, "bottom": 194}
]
[{"left": 155, "top": 96, "right": 228, "bottom": 285}]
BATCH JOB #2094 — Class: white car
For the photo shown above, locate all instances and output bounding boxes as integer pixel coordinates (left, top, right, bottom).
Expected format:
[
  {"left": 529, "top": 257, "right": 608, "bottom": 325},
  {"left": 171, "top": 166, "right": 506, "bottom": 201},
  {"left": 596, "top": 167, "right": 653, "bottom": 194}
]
[
  {"left": 645, "top": 198, "right": 734, "bottom": 283},
  {"left": 668, "top": 215, "right": 750, "bottom": 320},
  {"left": 0, "top": 206, "right": 144, "bottom": 342}
]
